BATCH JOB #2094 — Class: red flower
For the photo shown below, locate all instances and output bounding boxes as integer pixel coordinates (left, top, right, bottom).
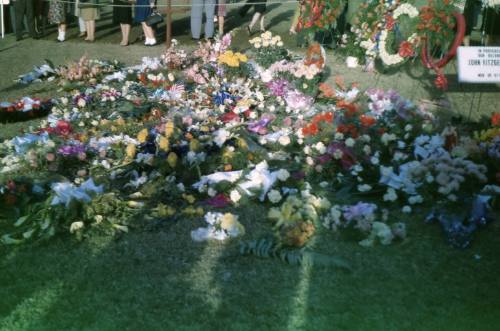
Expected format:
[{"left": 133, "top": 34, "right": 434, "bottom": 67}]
[
  {"left": 205, "top": 194, "right": 231, "bottom": 208},
  {"left": 360, "top": 115, "right": 376, "bottom": 128},
  {"left": 219, "top": 111, "right": 239, "bottom": 123},
  {"left": 491, "top": 112, "right": 500, "bottom": 127},
  {"left": 398, "top": 41, "right": 414, "bottom": 58},
  {"left": 434, "top": 73, "right": 448, "bottom": 90},
  {"left": 55, "top": 120, "right": 72, "bottom": 136},
  {"left": 386, "top": 15, "right": 395, "bottom": 30}
]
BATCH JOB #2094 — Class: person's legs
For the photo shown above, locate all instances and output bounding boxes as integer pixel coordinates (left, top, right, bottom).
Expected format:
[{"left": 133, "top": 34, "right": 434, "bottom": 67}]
[
  {"left": 191, "top": 0, "right": 203, "bottom": 39},
  {"left": 290, "top": 3, "right": 300, "bottom": 34},
  {"left": 259, "top": 14, "right": 265, "bottom": 31},
  {"left": 88, "top": 20, "right": 95, "bottom": 41},
  {"left": 26, "top": 0, "right": 36, "bottom": 37},
  {"left": 14, "top": 0, "right": 26, "bottom": 40},
  {"left": 57, "top": 23, "right": 66, "bottom": 41},
  {"left": 120, "top": 23, "right": 130, "bottom": 45},
  {"left": 248, "top": 12, "right": 261, "bottom": 32},
  {"left": 204, "top": 0, "right": 216, "bottom": 39},
  {"left": 218, "top": 15, "right": 224, "bottom": 36},
  {"left": 79, "top": 17, "right": 86, "bottom": 35}
]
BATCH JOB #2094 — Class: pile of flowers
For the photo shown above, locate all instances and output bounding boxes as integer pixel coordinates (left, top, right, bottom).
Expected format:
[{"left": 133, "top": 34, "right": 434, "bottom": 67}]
[{"left": 0, "top": 32, "right": 498, "bottom": 250}]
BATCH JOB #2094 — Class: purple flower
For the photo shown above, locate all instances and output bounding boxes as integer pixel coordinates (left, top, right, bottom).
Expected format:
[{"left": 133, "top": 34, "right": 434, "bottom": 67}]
[
  {"left": 57, "top": 144, "right": 86, "bottom": 156},
  {"left": 343, "top": 202, "right": 377, "bottom": 222},
  {"left": 248, "top": 115, "right": 273, "bottom": 134},
  {"left": 266, "top": 79, "right": 291, "bottom": 97}
]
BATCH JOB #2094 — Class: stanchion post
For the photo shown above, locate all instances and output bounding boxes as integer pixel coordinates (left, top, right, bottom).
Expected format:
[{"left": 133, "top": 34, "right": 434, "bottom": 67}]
[{"left": 166, "top": 0, "right": 172, "bottom": 48}]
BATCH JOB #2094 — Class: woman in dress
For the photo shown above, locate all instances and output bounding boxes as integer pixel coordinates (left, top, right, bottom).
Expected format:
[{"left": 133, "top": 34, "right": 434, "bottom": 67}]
[
  {"left": 48, "top": 0, "right": 67, "bottom": 42},
  {"left": 239, "top": 0, "right": 267, "bottom": 34},
  {"left": 135, "top": 0, "right": 156, "bottom": 46},
  {"left": 113, "top": 0, "right": 133, "bottom": 46},
  {"left": 80, "top": 0, "right": 99, "bottom": 42}
]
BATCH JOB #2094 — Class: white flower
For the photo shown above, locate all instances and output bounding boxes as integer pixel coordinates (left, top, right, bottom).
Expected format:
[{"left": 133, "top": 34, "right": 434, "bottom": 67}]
[
  {"left": 268, "top": 190, "right": 282, "bottom": 204},
  {"left": 230, "top": 190, "right": 241, "bottom": 203},
  {"left": 77, "top": 98, "right": 86, "bottom": 108},
  {"left": 213, "top": 129, "right": 230, "bottom": 147},
  {"left": 402, "top": 205, "right": 412, "bottom": 213},
  {"left": 314, "top": 142, "right": 326, "bottom": 154},
  {"left": 345, "top": 138, "right": 355, "bottom": 148},
  {"left": 70, "top": 221, "right": 84, "bottom": 233},
  {"left": 276, "top": 169, "right": 290, "bottom": 182},
  {"left": 383, "top": 188, "right": 398, "bottom": 202},
  {"left": 408, "top": 195, "right": 423, "bottom": 205},
  {"left": 278, "top": 135, "right": 291, "bottom": 146},
  {"left": 208, "top": 187, "right": 217, "bottom": 197},
  {"left": 357, "top": 184, "right": 372, "bottom": 192}
]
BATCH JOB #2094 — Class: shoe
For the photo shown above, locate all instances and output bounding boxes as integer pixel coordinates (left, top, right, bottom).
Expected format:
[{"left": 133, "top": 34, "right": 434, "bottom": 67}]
[
  {"left": 120, "top": 41, "right": 129, "bottom": 46},
  {"left": 191, "top": 37, "right": 200, "bottom": 42},
  {"left": 79, "top": 32, "right": 86, "bottom": 38}
]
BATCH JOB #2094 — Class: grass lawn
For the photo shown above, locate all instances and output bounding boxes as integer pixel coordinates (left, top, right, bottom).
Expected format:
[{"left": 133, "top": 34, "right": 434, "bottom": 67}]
[{"left": 1, "top": 203, "right": 500, "bottom": 331}]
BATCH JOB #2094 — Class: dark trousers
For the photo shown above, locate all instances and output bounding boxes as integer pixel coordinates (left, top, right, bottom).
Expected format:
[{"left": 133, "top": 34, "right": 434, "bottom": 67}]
[{"left": 14, "top": 0, "right": 36, "bottom": 38}]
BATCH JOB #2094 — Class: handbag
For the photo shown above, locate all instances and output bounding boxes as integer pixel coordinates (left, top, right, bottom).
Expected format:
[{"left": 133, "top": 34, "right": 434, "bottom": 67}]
[{"left": 146, "top": 10, "right": 164, "bottom": 27}]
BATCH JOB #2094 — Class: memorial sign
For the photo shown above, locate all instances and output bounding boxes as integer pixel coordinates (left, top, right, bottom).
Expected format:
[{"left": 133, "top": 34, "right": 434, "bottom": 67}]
[{"left": 458, "top": 47, "right": 500, "bottom": 83}]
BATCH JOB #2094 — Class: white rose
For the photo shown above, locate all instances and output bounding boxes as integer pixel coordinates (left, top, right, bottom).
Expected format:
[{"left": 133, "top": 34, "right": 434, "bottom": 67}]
[
  {"left": 357, "top": 184, "right": 372, "bottom": 192},
  {"left": 208, "top": 187, "right": 217, "bottom": 197},
  {"left": 230, "top": 190, "right": 241, "bottom": 203}
]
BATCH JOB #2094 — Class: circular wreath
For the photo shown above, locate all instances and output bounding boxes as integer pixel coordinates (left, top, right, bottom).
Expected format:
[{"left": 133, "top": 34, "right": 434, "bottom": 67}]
[
  {"left": 378, "top": 3, "right": 420, "bottom": 67},
  {"left": 420, "top": 11, "right": 465, "bottom": 70}
]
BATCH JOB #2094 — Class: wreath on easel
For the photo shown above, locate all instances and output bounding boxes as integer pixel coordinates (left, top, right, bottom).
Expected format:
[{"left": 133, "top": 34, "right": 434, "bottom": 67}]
[{"left": 417, "top": 0, "right": 465, "bottom": 89}]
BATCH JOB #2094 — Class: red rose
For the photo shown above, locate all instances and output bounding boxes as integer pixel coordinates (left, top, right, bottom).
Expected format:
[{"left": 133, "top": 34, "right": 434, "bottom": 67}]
[
  {"left": 386, "top": 15, "right": 395, "bottom": 30},
  {"left": 56, "top": 120, "right": 72, "bottom": 136},
  {"left": 398, "top": 41, "right": 414, "bottom": 58},
  {"left": 219, "top": 111, "right": 239, "bottom": 123}
]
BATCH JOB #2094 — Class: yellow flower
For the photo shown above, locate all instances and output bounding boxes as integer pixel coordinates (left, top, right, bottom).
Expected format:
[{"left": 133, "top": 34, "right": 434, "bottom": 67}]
[
  {"left": 115, "top": 118, "right": 126, "bottom": 126},
  {"left": 126, "top": 143, "right": 136, "bottom": 159},
  {"left": 137, "top": 128, "right": 148, "bottom": 144},
  {"left": 190, "top": 139, "right": 200, "bottom": 152},
  {"left": 167, "top": 152, "right": 178, "bottom": 168},
  {"left": 159, "top": 136, "right": 169, "bottom": 151},
  {"left": 183, "top": 194, "right": 196, "bottom": 204},
  {"left": 221, "top": 213, "right": 237, "bottom": 230},
  {"left": 165, "top": 121, "right": 175, "bottom": 138}
]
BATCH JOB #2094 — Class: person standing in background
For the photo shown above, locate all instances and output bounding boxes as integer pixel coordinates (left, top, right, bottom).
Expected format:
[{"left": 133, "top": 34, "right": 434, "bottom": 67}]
[
  {"left": 216, "top": 0, "right": 226, "bottom": 37},
  {"left": 48, "top": 0, "right": 66, "bottom": 42},
  {"left": 74, "top": 0, "right": 87, "bottom": 38},
  {"left": 79, "top": 0, "right": 99, "bottom": 42},
  {"left": 113, "top": 0, "right": 133, "bottom": 46},
  {"left": 135, "top": 0, "right": 156, "bottom": 45},
  {"left": 13, "top": 0, "right": 38, "bottom": 41},
  {"left": 191, "top": 0, "right": 216, "bottom": 40}
]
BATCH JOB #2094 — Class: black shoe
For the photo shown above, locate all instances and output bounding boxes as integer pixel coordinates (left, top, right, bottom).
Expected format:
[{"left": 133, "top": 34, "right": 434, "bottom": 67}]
[
  {"left": 246, "top": 26, "right": 252, "bottom": 36},
  {"left": 191, "top": 37, "right": 200, "bottom": 41},
  {"left": 16, "top": 36, "right": 22, "bottom": 41},
  {"left": 32, "top": 34, "right": 41, "bottom": 40}
]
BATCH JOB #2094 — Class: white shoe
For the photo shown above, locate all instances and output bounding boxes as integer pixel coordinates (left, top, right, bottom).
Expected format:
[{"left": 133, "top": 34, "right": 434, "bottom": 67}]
[{"left": 145, "top": 38, "right": 157, "bottom": 46}]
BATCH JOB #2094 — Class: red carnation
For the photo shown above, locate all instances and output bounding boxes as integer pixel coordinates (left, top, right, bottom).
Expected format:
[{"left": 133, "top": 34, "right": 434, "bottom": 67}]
[
  {"left": 491, "top": 112, "right": 500, "bottom": 127},
  {"left": 398, "top": 41, "right": 414, "bottom": 58}
]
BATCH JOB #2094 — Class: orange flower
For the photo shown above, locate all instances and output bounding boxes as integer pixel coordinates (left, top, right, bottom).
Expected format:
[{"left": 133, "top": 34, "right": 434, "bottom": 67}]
[{"left": 319, "top": 83, "right": 335, "bottom": 98}]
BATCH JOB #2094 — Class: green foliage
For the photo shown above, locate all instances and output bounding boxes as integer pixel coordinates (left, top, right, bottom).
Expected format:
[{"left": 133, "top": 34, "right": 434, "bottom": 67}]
[{"left": 240, "top": 238, "right": 351, "bottom": 270}]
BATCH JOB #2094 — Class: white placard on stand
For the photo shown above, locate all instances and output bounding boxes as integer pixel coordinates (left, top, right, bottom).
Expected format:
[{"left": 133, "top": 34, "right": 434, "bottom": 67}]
[
  {"left": 0, "top": 0, "right": 10, "bottom": 39},
  {"left": 458, "top": 46, "right": 500, "bottom": 83}
]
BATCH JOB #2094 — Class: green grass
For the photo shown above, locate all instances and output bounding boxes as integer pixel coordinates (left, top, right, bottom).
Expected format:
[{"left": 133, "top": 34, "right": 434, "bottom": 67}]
[{"left": 1, "top": 205, "right": 500, "bottom": 331}]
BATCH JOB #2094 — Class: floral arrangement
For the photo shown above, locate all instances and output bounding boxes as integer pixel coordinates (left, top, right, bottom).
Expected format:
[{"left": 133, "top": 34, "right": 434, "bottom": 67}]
[
  {"left": 0, "top": 33, "right": 498, "bottom": 252},
  {"left": 249, "top": 31, "right": 289, "bottom": 69},
  {"left": 297, "top": 0, "right": 345, "bottom": 34},
  {"left": 0, "top": 97, "right": 53, "bottom": 122}
]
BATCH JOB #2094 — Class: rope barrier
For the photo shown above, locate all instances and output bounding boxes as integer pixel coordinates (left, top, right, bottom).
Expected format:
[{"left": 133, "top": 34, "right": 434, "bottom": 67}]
[{"left": 40, "top": 0, "right": 300, "bottom": 9}]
